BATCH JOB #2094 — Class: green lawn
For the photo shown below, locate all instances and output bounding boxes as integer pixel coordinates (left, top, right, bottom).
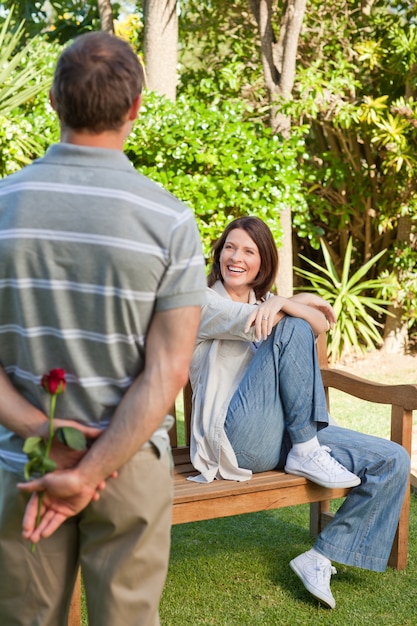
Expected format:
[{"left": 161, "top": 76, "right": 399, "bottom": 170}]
[
  {"left": 161, "top": 496, "right": 417, "bottom": 625},
  {"left": 327, "top": 361, "right": 417, "bottom": 437}
]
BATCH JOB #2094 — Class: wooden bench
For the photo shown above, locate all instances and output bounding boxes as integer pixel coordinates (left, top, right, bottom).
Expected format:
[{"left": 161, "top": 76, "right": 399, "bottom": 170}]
[{"left": 68, "top": 334, "right": 417, "bottom": 625}]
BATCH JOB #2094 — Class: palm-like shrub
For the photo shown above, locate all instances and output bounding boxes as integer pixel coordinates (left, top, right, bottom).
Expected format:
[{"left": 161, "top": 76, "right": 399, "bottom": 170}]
[
  {"left": 0, "top": 13, "right": 47, "bottom": 114},
  {"left": 295, "top": 238, "right": 393, "bottom": 364},
  {"left": 0, "top": 10, "right": 54, "bottom": 176}
]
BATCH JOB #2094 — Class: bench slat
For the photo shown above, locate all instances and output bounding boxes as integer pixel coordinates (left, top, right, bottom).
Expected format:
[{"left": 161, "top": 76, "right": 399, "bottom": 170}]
[
  {"left": 172, "top": 482, "right": 349, "bottom": 525},
  {"left": 172, "top": 467, "right": 348, "bottom": 524}
]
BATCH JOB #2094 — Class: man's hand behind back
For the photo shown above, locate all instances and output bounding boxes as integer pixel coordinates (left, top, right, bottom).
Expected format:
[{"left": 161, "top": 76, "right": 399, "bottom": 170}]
[{"left": 18, "top": 467, "right": 109, "bottom": 544}]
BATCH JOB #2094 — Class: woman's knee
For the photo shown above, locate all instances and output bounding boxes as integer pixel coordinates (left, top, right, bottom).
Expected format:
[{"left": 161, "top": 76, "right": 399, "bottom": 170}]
[
  {"left": 367, "top": 440, "right": 410, "bottom": 484},
  {"left": 273, "top": 315, "right": 314, "bottom": 347},
  {"left": 390, "top": 442, "right": 411, "bottom": 480}
]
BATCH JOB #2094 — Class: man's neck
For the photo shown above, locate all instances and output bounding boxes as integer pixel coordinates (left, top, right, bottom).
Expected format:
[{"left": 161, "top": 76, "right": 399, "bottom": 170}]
[
  {"left": 60, "top": 125, "right": 131, "bottom": 151},
  {"left": 59, "top": 131, "right": 124, "bottom": 151}
]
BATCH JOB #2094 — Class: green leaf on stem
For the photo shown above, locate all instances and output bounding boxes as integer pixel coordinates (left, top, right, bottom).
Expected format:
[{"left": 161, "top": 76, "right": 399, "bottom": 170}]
[
  {"left": 56, "top": 426, "right": 87, "bottom": 451},
  {"left": 23, "top": 457, "right": 44, "bottom": 480},
  {"left": 42, "top": 457, "right": 57, "bottom": 473},
  {"left": 23, "top": 436, "right": 44, "bottom": 457}
]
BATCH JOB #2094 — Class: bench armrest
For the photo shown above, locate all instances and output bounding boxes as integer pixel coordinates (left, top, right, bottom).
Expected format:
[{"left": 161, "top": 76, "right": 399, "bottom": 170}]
[
  {"left": 320, "top": 367, "right": 417, "bottom": 454},
  {"left": 321, "top": 368, "right": 417, "bottom": 409}
]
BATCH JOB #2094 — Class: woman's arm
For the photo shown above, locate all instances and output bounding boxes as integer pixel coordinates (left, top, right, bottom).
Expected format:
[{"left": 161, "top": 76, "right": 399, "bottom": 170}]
[
  {"left": 198, "top": 288, "right": 257, "bottom": 342},
  {"left": 245, "top": 294, "right": 334, "bottom": 340},
  {"left": 290, "top": 292, "right": 336, "bottom": 328}
]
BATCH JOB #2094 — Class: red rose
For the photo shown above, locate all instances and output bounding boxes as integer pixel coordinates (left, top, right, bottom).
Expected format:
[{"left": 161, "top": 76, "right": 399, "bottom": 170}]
[
  {"left": 41, "top": 368, "right": 67, "bottom": 395},
  {"left": 26, "top": 367, "right": 69, "bottom": 552}
]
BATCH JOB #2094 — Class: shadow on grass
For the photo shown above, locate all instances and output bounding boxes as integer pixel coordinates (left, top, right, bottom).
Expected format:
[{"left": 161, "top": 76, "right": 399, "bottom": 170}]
[
  {"left": 162, "top": 493, "right": 417, "bottom": 625},
  {"left": 168, "top": 504, "right": 363, "bottom": 595}
]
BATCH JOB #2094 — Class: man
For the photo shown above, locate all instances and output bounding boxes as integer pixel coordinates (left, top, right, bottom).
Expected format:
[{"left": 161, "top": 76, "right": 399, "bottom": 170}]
[{"left": 0, "top": 32, "right": 207, "bottom": 626}]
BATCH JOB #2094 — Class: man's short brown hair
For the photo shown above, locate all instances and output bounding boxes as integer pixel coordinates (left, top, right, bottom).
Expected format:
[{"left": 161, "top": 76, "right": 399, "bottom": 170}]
[{"left": 51, "top": 31, "right": 144, "bottom": 133}]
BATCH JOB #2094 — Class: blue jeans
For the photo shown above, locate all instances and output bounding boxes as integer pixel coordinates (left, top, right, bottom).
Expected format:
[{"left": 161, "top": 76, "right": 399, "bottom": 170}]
[
  {"left": 225, "top": 316, "right": 328, "bottom": 472},
  {"left": 224, "top": 316, "right": 410, "bottom": 571},
  {"left": 315, "top": 425, "right": 409, "bottom": 571}
]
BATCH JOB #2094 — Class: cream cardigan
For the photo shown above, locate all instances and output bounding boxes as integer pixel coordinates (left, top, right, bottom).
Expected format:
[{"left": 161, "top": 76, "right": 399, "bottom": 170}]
[{"left": 189, "top": 280, "right": 262, "bottom": 483}]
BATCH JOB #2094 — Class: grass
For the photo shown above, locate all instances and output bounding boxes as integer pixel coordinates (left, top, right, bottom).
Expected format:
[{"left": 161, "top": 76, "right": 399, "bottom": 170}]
[
  {"left": 161, "top": 497, "right": 417, "bottom": 625},
  {"left": 80, "top": 362, "right": 417, "bottom": 625},
  {"left": 328, "top": 361, "right": 417, "bottom": 437}
]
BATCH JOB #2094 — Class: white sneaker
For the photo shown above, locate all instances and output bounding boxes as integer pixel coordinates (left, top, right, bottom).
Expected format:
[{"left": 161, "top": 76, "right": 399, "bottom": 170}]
[
  {"left": 285, "top": 445, "right": 361, "bottom": 489},
  {"left": 290, "top": 550, "right": 337, "bottom": 609}
]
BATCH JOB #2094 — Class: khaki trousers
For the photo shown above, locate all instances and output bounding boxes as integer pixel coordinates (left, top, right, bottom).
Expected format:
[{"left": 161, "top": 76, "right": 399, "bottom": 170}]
[{"left": 0, "top": 447, "right": 173, "bottom": 626}]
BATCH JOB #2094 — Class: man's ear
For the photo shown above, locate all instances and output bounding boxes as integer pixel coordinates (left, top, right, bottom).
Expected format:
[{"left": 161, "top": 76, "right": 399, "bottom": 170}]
[
  {"left": 49, "top": 89, "right": 57, "bottom": 111},
  {"left": 129, "top": 94, "right": 141, "bottom": 121}
]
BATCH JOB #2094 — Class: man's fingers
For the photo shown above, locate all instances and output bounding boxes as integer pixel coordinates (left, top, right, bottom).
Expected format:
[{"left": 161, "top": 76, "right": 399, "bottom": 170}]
[
  {"left": 36, "top": 512, "right": 67, "bottom": 540},
  {"left": 17, "top": 478, "right": 45, "bottom": 494},
  {"left": 21, "top": 493, "right": 42, "bottom": 538},
  {"left": 24, "top": 509, "right": 66, "bottom": 542},
  {"left": 52, "top": 420, "right": 103, "bottom": 440},
  {"left": 24, "top": 508, "right": 53, "bottom": 541}
]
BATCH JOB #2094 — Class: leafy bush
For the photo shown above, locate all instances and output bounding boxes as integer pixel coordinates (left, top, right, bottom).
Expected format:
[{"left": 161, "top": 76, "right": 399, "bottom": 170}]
[
  {"left": 126, "top": 92, "right": 307, "bottom": 255},
  {"left": 379, "top": 241, "right": 417, "bottom": 331}
]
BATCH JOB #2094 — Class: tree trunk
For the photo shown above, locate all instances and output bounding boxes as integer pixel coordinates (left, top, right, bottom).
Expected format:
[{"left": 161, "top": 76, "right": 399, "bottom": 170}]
[
  {"left": 249, "top": 0, "right": 306, "bottom": 135},
  {"left": 249, "top": 0, "right": 306, "bottom": 297},
  {"left": 98, "top": 0, "right": 114, "bottom": 33},
  {"left": 383, "top": 309, "right": 409, "bottom": 355},
  {"left": 383, "top": 215, "right": 413, "bottom": 354},
  {"left": 142, "top": 0, "right": 178, "bottom": 101},
  {"left": 276, "top": 204, "right": 293, "bottom": 296}
]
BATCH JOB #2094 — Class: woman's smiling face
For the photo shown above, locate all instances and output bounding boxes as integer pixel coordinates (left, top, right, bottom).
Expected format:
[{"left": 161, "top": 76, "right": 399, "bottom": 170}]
[{"left": 220, "top": 227, "right": 261, "bottom": 301}]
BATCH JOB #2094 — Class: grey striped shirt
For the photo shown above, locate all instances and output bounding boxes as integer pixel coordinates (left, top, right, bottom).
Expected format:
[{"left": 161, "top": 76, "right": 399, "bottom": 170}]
[{"left": 0, "top": 143, "right": 207, "bottom": 476}]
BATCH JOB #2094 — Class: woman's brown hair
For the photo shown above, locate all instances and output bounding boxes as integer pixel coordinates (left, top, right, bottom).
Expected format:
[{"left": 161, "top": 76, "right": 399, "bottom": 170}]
[{"left": 207, "top": 217, "right": 279, "bottom": 300}]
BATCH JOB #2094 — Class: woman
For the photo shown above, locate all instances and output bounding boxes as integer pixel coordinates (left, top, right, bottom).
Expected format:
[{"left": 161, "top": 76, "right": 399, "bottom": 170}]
[
  {"left": 189, "top": 216, "right": 359, "bottom": 486},
  {"left": 189, "top": 216, "right": 410, "bottom": 609}
]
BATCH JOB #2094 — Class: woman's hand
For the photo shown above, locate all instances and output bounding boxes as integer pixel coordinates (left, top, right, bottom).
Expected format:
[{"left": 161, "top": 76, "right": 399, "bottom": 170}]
[
  {"left": 245, "top": 293, "right": 336, "bottom": 340},
  {"left": 245, "top": 297, "right": 286, "bottom": 341},
  {"left": 290, "top": 293, "right": 336, "bottom": 330}
]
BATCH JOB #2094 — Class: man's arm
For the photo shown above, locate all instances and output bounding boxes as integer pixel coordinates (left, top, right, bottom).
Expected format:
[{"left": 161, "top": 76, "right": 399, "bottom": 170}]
[
  {"left": 0, "top": 365, "right": 48, "bottom": 438},
  {"left": 0, "top": 366, "right": 106, "bottom": 468},
  {"left": 77, "top": 305, "right": 201, "bottom": 480},
  {"left": 19, "top": 305, "right": 201, "bottom": 543}
]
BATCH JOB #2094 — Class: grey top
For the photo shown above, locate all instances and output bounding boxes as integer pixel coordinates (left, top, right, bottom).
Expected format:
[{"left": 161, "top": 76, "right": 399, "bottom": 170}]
[{"left": 189, "top": 280, "right": 260, "bottom": 482}]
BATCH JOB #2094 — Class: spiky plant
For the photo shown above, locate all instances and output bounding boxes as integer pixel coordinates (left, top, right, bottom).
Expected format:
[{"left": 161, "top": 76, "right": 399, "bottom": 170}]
[
  {"left": 0, "top": 9, "right": 53, "bottom": 175},
  {"left": 295, "top": 238, "right": 393, "bottom": 363}
]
